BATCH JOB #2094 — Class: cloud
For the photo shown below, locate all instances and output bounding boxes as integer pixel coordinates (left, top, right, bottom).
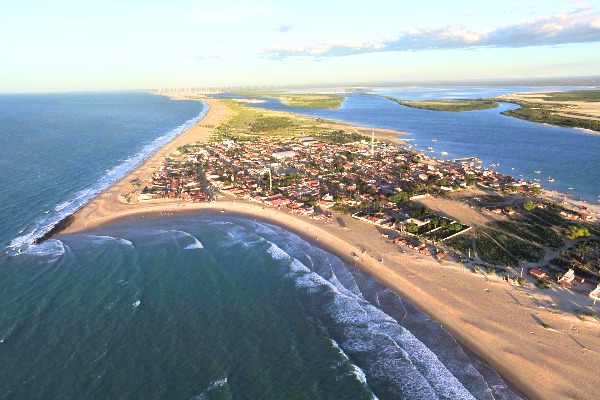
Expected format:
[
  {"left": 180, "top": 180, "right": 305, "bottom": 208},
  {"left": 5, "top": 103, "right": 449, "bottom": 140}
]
[
  {"left": 193, "top": 53, "right": 224, "bottom": 61},
  {"left": 264, "top": 11, "right": 600, "bottom": 59},
  {"left": 278, "top": 24, "right": 293, "bottom": 33},
  {"left": 573, "top": 1, "right": 593, "bottom": 11}
]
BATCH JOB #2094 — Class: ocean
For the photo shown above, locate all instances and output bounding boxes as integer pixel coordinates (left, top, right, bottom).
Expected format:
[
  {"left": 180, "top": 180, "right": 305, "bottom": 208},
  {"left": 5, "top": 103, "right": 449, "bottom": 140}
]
[
  {"left": 0, "top": 91, "right": 523, "bottom": 399},
  {"left": 239, "top": 86, "right": 600, "bottom": 203}
]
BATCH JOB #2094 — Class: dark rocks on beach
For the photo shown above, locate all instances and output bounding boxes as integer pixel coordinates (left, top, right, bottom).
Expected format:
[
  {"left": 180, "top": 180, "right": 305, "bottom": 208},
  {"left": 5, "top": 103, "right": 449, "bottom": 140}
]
[{"left": 33, "top": 215, "right": 74, "bottom": 245}]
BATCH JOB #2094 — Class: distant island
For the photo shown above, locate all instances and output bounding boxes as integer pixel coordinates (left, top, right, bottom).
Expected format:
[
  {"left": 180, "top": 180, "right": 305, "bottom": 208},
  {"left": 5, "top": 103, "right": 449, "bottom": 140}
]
[{"left": 382, "top": 96, "right": 500, "bottom": 112}]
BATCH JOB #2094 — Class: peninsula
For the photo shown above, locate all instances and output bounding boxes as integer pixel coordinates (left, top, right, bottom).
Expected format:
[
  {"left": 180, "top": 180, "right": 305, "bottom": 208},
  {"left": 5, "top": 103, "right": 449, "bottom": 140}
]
[
  {"left": 497, "top": 89, "right": 600, "bottom": 132},
  {"left": 60, "top": 94, "right": 600, "bottom": 400}
]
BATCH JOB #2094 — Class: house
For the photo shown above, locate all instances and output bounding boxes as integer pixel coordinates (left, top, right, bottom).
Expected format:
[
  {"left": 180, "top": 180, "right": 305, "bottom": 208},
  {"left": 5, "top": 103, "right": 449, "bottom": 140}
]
[
  {"left": 558, "top": 269, "right": 576, "bottom": 284},
  {"left": 272, "top": 150, "right": 296, "bottom": 159},
  {"left": 529, "top": 268, "right": 549, "bottom": 280},
  {"left": 590, "top": 284, "right": 600, "bottom": 302}
]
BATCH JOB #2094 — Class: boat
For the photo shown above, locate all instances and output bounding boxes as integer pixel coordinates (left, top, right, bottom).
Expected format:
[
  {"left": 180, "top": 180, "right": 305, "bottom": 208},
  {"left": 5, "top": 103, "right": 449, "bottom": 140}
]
[
  {"left": 432, "top": 139, "right": 437, "bottom": 142},
  {"left": 441, "top": 151, "right": 448, "bottom": 156},
  {"left": 133, "top": 300, "right": 141, "bottom": 307},
  {"left": 427, "top": 146, "right": 434, "bottom": 152},
  {"left": 534, "top": 170, "right": 541, "bottom": 174},
  {"left": 548, "top": 177, "right": 555, "bottom": 183}
]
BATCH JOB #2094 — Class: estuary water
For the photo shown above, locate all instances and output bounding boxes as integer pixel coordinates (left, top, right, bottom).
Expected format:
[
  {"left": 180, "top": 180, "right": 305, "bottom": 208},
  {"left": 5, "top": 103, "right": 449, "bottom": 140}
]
[
  {"left": 241, "top": 86, "right": 600, "bottom": 202},
  {"left": 0, "top": 91, "right": 522, "bottom": 399}
]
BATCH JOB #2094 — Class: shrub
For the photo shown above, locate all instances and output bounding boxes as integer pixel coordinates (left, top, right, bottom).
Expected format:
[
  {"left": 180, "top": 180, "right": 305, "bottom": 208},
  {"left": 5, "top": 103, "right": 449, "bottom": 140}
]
[{"left": 564, "top": 225, "right": 590, "bottom": 240}]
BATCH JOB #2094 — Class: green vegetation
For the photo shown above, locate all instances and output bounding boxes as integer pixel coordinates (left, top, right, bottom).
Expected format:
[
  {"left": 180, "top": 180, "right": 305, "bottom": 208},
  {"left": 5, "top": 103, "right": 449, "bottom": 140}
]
[
  {"left": 564, "top": 225, "right": 590, "bottom": 240},
  {"left": 388, "top": 192, "right": 409, "bottom": 203},
  {"left": 473, "top": 234, "right": 519, "bottom": 266},
  {"left": 314, "top": 129, "right": 367, "bottom": 144},
  {"left": 229, "top": 90, "right": 345, "bottom": 109},
  {"left": 523, "top": 200, "right": 536, "bottom": 211},
  {"left": 385, "top": 97, "right": 499, "bottom": 112},
  {"left": 211, "top": 100, "right": 355, "bottom": 141},
  {"left": 575, "top": 309, "right": 599, "bottom": 322},
  {"left": 491, "top": 220, "right": 564, "bottom": 249},
  {"left": 536, "top": 278, "right": 551, "bottom": 289},
  {"left": 502, "top": 103, "right": 600, "bottom": 132},
  {"left": 542, "top": 90, "right": 600, "bottom": 102},
  {"left": 274, "top": 94, "right": 344, "bottom": 109},
  {"left": 249, "top": 116, "right": 295, "bottom": 132}
]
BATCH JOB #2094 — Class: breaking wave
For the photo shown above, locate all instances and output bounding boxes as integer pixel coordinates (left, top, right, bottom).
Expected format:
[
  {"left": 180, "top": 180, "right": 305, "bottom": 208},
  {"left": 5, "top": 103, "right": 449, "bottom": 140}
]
[{"left": 6, "top": 105, "right": 208, "bottom": 256}]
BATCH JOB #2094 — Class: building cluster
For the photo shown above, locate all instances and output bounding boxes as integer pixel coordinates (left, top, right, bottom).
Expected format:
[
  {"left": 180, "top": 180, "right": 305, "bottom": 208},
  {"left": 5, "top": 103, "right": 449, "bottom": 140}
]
[{"left": 140, "top": 136, "right": 537, "bottom": 226}]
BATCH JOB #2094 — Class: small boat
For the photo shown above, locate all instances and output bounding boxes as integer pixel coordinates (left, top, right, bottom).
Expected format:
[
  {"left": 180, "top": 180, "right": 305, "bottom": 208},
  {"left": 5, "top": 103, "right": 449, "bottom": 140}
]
[
  {"left": 441, "top": 151, "right": 448, "bottom": 156},
  {"left": 133, "top": 300, "right": 141, "bottom": 307},
  {"left": 432, "top": 139, "right": 437, "bottom": 142},
  {"left": 427, "top": 146, "right": 434, "bottom": 152},
  {"left": 548, "top": 178, "right": 555, "bottom": 183},
  {"left": 534, "top": 170, "right": 541, "bottom": 174}
]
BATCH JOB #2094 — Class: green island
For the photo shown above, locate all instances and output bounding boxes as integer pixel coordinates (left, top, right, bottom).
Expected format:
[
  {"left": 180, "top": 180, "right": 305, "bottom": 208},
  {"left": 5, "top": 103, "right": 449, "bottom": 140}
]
[
  {"left": 274, "top": 93, "right": 344, "bottom": 109},
  {"left": 383, "top": 96, "right": 499, "bottom": 112}
]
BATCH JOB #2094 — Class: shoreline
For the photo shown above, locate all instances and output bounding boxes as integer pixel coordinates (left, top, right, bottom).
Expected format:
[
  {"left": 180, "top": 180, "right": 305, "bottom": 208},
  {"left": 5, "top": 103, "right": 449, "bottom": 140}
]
[{"left": 58, "top": 96, "right": 600, "bottom": 399}]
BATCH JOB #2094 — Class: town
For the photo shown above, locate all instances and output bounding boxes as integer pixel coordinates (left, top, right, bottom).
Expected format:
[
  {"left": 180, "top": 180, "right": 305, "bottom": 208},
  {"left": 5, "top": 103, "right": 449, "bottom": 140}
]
[{"left": 137, "top": 131, "right": 600, "bottom": 303}]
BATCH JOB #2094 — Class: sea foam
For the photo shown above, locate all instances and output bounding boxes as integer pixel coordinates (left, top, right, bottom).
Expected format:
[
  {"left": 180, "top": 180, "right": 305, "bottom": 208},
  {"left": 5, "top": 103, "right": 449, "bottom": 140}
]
[{"left": 7, "top": 106, "right": 208, "bottom": 256}]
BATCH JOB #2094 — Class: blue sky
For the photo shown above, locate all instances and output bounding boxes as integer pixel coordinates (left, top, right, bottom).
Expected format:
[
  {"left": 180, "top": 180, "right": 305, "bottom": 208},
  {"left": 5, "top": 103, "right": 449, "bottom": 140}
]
[{"left": 1, "top": 0, "right": 599, "bottom": 92}]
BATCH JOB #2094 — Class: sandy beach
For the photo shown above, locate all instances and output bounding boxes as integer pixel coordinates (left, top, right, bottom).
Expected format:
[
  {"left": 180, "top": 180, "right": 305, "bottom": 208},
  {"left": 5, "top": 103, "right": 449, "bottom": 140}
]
[{"left": 60, "top": 97, "right": 600, "bottom": 400}]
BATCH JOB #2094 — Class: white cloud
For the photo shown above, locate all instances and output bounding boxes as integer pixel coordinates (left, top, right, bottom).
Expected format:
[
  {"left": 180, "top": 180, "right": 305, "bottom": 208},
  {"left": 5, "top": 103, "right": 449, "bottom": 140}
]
[{"left": 264, "top": 10, "right": 600, "bottom": 59}]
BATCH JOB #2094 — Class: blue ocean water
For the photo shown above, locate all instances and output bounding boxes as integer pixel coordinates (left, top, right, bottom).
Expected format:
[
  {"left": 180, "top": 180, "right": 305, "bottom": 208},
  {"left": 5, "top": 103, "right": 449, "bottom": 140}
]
[
  {"left": 0, "top": 92, "right": 206, "bottom": 253},
  {"left": 0, "top": 92, "right": 523, "bottom": 399},
  {"left": 238, "top": 86, "right": 600, "bottom": 202}
]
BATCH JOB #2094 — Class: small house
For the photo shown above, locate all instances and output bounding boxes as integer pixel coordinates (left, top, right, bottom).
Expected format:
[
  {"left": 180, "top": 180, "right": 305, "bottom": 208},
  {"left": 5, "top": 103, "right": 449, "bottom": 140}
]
[
  {"left": 529, "top": 268, "right": 549, "bottom": 280},
  {"left": 590, "top": 284, "right": 600, "bottom": 302},
  {"left": 558, "top": 269, "right": 575, "bottom": 284}
]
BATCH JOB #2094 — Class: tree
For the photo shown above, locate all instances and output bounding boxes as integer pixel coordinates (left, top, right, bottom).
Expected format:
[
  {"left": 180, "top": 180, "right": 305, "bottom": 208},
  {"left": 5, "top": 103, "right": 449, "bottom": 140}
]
[
  {"left": 531, "top": 186, "right": 542, "bottom": 195},
  {"left": 564, "top": 225, "right": 590, "bottom": 240},
  {"left": 406, "top": 223, "right": 419, "bottom": 234},
  {"left": 523, "top": 200, "right": 536, "bottom": 211},
  {"left": 389, "top": 192, "right": 409, "bottom": 203}
]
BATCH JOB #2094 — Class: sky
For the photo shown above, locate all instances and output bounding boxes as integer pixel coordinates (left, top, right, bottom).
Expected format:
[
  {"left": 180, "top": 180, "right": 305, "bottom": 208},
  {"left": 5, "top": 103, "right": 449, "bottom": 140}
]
[{"left": 1, "top": 0, "right": 600, "bottom": 92}]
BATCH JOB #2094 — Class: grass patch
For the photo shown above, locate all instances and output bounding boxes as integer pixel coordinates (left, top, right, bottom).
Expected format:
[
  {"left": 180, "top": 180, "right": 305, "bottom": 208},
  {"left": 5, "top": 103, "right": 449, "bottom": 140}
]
[
  {"left": 485, "top": 230, "right": 545, "bottom": 263},
  {"left": 474, "top": 234, "right": 518, "bottom": 266},
  {"left": 491, "top": 220, "right": 564, "bottom": 249},
  {"left": 447, "top": 235, "right": 473, "bottom": 255}
]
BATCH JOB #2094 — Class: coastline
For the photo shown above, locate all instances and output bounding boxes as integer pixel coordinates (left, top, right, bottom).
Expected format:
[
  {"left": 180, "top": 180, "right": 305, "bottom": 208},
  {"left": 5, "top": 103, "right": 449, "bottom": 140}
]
[{"left": 59, "top": 97, "right": 600, "bottom": 400}]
